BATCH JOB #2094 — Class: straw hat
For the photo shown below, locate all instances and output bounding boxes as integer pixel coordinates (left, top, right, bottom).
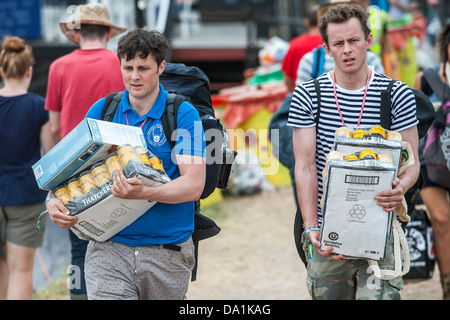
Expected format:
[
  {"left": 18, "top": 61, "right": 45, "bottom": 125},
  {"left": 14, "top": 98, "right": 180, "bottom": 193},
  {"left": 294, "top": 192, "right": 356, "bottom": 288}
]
[{"left": 59, "top": 3, "right": 127, "bottom": 44}]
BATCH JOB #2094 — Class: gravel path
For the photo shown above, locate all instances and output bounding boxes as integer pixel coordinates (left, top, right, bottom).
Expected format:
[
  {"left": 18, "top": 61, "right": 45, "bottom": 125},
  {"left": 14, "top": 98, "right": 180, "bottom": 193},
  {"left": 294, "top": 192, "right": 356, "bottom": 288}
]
[{"left": 187, "top": 186, "right": 442, "bottom": 300}]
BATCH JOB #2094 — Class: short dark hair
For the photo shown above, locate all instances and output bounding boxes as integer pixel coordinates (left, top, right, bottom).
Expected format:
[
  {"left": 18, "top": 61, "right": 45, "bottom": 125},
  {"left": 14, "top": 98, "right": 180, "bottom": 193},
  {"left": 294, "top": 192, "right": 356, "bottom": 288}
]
[
  {"left": 78, "top": 24, "right": 110, "bottom": 41},
  {"left": 116, "top": 29, "right": 169, "bottom": 67},
  {"left": 319, "top": 4, "right": 371, "bottom": 48}
]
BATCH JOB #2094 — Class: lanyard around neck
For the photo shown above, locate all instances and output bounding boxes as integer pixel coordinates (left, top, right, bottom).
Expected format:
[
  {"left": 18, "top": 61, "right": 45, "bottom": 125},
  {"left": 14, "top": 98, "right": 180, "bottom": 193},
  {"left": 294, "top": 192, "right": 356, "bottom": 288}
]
[
  {"left": 126, "top": 110, "right": 148, "bottom": 128},
  {"left": 332, "top": 69, "right": 371, "bottom": 127}
]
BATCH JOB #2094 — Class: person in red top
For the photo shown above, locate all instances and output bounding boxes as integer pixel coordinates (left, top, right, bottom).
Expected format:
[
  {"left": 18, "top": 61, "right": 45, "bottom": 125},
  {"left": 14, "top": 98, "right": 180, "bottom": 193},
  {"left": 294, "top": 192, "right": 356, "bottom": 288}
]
[
  {"left": 44, "top": 3, "right": 126, "bottom": 300},
  {"left": 281, "top": 6, "right": 323, "bottom": 92},
  {"left": 45, "top": 3, "right": 126, "bottom": 140}
]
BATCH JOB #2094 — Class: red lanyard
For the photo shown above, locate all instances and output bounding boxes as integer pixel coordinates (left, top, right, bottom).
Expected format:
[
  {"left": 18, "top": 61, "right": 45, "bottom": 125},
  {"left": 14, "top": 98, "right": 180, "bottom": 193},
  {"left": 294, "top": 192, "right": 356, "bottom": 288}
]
[
  {"left": 332, "top": 69, "right": 370, "bottom": 127},
  {"left": 126, "top": 111, "right": 148, "bottom": 128}
]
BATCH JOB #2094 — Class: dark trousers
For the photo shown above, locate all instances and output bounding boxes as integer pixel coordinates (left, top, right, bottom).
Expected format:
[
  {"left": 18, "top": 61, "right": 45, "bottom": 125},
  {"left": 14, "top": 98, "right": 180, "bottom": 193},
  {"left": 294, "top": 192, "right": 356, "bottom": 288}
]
[{"left": 69, "top": 230, "right": 88, "bottom": 299}]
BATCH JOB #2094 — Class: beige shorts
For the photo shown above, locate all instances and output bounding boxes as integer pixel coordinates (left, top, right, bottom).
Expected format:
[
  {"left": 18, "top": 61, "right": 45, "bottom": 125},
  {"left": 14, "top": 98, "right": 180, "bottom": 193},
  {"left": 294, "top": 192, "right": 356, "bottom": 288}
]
[
  {"left": 0, "top": 203, "right": 47, "bottom": 248},
  {"left": 85, "top": 237, "right": 195, "bottom": 300}
]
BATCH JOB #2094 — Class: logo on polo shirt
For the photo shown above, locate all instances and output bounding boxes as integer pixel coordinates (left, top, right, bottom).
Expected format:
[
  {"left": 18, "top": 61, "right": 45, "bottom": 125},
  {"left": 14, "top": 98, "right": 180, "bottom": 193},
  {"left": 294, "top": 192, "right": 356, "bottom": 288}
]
[{"left": 147, "top": 123, "right": 166, "bottom": 147}]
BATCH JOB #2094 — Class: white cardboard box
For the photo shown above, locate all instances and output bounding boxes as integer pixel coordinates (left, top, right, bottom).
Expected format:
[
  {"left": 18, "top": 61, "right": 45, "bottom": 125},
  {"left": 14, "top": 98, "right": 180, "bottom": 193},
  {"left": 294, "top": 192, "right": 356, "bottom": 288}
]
[
  {"left": 32, "top": 118, "right": 147, "bottom": 190},
  {"left": 320, "top": 159, "right": 396, "bottom": 260},
  {"left": 69, "top": 164, "right": 171, "bottom": 242}
]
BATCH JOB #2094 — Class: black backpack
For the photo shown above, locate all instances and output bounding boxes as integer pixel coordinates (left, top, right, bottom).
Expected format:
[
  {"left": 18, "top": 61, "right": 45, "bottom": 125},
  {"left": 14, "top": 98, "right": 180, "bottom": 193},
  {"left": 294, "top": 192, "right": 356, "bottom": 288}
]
[
  {"left": 101, "top": 63, "right": 235, "bottom": 281},
  {"left": 379, "top": 79, "right": 436, "bottom": 217}
]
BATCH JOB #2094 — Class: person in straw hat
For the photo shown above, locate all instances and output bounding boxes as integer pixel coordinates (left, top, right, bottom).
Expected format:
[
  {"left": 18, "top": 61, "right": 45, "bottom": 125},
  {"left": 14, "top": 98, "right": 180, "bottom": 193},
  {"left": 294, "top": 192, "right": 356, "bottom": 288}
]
[{"left": 44, "top": 2, "right": 126, "bottom": 300}]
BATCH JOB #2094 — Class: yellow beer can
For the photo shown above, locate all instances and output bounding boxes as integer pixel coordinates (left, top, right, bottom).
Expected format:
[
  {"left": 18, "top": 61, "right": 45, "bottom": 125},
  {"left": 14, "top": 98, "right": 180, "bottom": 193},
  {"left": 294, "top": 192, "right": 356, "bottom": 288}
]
[
  {"left": 352, "top": 129, "right": 368, "bottom": 139},
  {"left": 388, "top": 131, "right": 402, "bottom": 141},
  {"left": 335, "top": 126, "right": 353, "bottom": 138},
  {"left": 91, "top": 163, "right": 111, "bottom": 187},
  {"left": 117, "top": 144, "right": 140, "bottom": 169},
  {"left": 359, "top": 149, "right": 378, "bottom": 160},
  {"left": 105, "top": 152, "right": 123, "bottom": 177},
  {"left": 78, "top": 171, "right": 98, "bottom": 194},
  {"left": 344, "top": 154, "right": 360, "bottom": 161},
  {"left": 369, "top": 125, "right": 387, "bottom": 138},
  {"left": 135, "top": 147, "right": 151, "bottom": 166},
  {"left": 378, "top": 153, "right": 393, "bottom": 163},
  {"left": 55, "top": 186, "right": 72, "bottom": 205},
  {"left": 326, "top": 151, "right": 343, "bottom": 161},
  {"left": 148, "top": 154, "right": 164, "bottom": 171},
  {"left": 67, "top": 178, "right": 86, "bottom": 199}
]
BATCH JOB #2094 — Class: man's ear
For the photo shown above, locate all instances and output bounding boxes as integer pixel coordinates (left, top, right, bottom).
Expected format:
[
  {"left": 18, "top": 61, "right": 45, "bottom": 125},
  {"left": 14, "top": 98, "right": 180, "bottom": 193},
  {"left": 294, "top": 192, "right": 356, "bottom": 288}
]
[
  {"left": 73, "top": 29, "right": 81, "bottom": 43},
  {"left": 366, "top": 33, "right": 373, "bottom": 50},
  {"left": 323, "top": 43, "right": 332, "bottom": 57},
  {"left": 158, "top": 60, "right": 166, "bottom": 75}
]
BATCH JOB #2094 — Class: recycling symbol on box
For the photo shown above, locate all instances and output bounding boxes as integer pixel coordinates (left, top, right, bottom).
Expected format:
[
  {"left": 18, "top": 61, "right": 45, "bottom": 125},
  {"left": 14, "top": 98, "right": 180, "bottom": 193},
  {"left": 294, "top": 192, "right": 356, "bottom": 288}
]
[{"left": 349, "top": 204, "right": 366, "bottom": 219}]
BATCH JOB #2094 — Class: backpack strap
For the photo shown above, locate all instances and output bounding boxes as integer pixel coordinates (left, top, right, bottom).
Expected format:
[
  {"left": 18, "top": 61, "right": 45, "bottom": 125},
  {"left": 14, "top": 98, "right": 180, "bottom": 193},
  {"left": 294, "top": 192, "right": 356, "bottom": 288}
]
[
  {"left": 312, "top": 46, "right": 325, "bottom": 79},
  {"left": 314, "top": 78, "right": 321, "bottom": 125},
  {"left": 380, "top": 79, "right": 396, "bottom": 130},
  {"left": 422, "top": 67, "right": 450, "bottom": 103},
  {"left": 101, "top": 92, "right": 123, "bottom": 121},
  {"left": 161, "top": 92, "right": 186, "bottom": 148}
]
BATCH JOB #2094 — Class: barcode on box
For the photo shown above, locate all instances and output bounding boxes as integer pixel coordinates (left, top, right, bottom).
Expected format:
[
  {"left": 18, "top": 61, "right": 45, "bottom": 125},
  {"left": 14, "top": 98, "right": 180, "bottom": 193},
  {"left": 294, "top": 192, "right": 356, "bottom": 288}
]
[
  {"left": 345, "top": 175, "right": 379, "bottom": 185},
  {"left": 34, "top": 165, "right": 43, "bottom": 179}
]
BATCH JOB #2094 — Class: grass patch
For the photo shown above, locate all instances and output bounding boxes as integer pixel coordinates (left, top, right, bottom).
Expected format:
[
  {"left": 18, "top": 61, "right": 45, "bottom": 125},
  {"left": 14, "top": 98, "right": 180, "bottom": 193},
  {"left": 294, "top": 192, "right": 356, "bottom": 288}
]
[{"left": 33, "top": 272, "right": 70, "bottom": 300}]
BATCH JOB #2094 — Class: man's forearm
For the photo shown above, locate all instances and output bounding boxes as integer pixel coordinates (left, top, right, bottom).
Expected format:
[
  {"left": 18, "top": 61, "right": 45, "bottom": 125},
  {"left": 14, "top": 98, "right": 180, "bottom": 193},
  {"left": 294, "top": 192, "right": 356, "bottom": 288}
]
[{"left": 295, "top": 163, "right": 319, "bottom": 229}]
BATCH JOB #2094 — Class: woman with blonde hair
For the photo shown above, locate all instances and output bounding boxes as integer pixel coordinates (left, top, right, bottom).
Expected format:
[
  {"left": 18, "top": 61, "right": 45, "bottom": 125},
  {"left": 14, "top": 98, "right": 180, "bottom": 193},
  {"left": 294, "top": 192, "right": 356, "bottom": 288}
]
[{"left": 0, "top": 36, "right": 54, "bottom": 299}]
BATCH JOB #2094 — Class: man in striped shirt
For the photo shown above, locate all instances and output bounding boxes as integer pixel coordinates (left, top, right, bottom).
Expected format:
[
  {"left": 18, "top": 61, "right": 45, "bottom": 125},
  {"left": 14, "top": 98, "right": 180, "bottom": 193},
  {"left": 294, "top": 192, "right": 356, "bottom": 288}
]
[{"left": 288, "top": 3, "right": 420, "bottom": 300}]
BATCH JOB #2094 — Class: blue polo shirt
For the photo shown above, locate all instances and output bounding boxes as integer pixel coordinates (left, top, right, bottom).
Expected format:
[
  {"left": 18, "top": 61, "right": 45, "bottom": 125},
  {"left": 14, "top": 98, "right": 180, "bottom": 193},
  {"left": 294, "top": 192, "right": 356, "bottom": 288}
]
[
  {"left": 0, "top": 93, "right": 48, "bottom": 206},
  {"left": 85, "top": 84, "right": 205, "bottom": 246}
]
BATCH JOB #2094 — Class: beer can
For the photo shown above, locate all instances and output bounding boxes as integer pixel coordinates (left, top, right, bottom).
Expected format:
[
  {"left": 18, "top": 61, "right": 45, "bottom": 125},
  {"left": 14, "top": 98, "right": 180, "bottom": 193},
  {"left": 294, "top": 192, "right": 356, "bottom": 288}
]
[
  {"left": 105, "top": 152, "right": 123, "bottom": 177},
  {"left": 326, "top": 151, "right": 343, "bottom": 161},
  {"left": 117, "top": 144, "right": 140, "bottom": 169},
  {"left": 135, "top": 147, "right": 150, "bottom": 166},
  {"left": 388, "top": 131, "right": 402, "bottom": 141},
  {"left": 335, "top": 126, "right": 352, "bottom": 138},
  {"left": 55, "top": 186, "right": 72, "bottom": 205},
  {"left": 359, "top": 149, "right": 378, "bottom": 160},
  {"left": 78, "top": 171, "right": 98, "bottom": 194},
  {"left": 352, "top": 129, "right": 368, "bottom": 139},
  {"left": 148, "top": 154, "right": 164, "bottom": 171},
  {"left": 369, "top": 125, "right": 387, "bottom": 138},
  {"left": 378, "top": 153, "right": 393, "bottom": 163},
  {"left": 344, "top": 154, "right": 359, "bottom": 161},
  {"left": 91, "top": 163, "right": 111, "bottom": 187},
  {"left": 67, "top": 178, "right": 86, "bottom": 198}
]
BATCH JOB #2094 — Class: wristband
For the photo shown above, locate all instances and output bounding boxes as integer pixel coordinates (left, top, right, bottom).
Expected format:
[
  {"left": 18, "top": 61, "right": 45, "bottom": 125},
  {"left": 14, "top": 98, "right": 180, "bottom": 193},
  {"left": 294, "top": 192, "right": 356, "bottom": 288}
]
[
  {"left": 305, "top": 227, "right": 321, "bottom": 260},
  {"left": 38, "top": 195, "right": 56, "bottom": 231},
  {"left": 305, "top": 227, "right": 320, "bottom": 237},
  {"left": 45, "top": 195, "right": 56, "bottom": 205}
]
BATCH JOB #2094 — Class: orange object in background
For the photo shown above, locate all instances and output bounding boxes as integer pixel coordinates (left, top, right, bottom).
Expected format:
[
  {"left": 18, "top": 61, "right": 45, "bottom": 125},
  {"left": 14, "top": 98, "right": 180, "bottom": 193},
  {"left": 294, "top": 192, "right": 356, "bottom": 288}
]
[{"left": 212, "top": 82, "right": 288, "bottom": 129}]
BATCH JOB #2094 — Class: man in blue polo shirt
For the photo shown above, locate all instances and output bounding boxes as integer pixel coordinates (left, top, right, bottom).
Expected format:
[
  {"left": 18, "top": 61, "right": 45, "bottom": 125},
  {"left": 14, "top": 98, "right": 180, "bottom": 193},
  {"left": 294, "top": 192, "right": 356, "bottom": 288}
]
[{"left": 46, "top": 29, "right": 206, "bottom": 300}]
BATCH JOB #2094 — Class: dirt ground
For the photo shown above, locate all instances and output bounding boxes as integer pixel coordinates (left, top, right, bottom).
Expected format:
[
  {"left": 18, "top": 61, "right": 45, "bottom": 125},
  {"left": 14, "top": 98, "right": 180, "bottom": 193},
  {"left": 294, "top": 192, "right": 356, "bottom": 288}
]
[{"left": 186, "top": 186, "right": 443, "bottom": 300}]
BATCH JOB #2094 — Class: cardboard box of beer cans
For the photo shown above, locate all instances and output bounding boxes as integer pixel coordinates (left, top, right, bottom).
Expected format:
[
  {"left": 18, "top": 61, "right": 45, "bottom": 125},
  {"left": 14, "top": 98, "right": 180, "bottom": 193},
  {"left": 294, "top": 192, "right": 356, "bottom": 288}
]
[
  {"left": 320, "top": 154, "right": 396, "bottom": 260},
  {"left": 64, "top": 145, "right": 170, "bottom": 242},
  {"left": 319, "top": 125, "right": 402, "bottom": 260},
  {"left": 33, "top": 119, "right": 171, "bottom": 242},
  {"left": 32, "top": 118, "right": 148, "bottom": 190}
]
